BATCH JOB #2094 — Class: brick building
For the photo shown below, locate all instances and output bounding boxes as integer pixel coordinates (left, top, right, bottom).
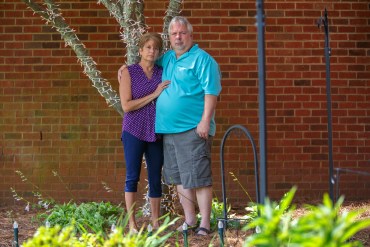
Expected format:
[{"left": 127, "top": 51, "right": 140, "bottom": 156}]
[{"left": 1, "top": 0, "right": 369, "bottom": 206}]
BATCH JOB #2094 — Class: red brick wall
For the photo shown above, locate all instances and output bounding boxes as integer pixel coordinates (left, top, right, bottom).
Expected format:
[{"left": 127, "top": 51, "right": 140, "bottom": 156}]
[{"left": 1, "top": 0, "right": 369, "bottom": 206}]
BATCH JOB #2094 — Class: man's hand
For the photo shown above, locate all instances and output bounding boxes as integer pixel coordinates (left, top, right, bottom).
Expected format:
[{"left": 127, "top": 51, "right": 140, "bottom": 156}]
[
  {"left": 196, "top": 119, "right": 210, "bottom": 139},
  {"left": 196, "top": 94, "right": 217, "bottom": 139},
  {"left": 118, "top": 64, "right": 127, "bottom": 83}
]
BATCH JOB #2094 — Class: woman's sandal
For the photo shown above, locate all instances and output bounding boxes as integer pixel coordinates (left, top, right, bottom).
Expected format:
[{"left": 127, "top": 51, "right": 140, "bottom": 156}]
[{"left": 195, "top": 227, "right": 211, "bottom": 236}]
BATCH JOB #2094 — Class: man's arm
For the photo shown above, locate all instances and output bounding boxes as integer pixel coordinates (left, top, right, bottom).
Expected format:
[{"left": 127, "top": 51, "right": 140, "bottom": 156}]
[{"left": 196, "top": 94, "right": 217, "bottom": 139}]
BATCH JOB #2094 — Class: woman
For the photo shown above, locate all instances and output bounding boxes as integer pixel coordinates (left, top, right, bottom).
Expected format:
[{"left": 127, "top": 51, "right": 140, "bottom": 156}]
[{"left": 119, "top": 32, "right": 170, "bottom": 232}]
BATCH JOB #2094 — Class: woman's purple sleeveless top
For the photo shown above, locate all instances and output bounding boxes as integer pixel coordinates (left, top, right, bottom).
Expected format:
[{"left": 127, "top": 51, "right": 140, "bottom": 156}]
[{"left": 122, "top": 63, "right": 162, "bottom": 142}]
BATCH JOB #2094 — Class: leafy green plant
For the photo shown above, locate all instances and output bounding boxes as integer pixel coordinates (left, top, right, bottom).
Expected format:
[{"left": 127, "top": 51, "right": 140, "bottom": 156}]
[
  {"left": 243, "top": 187, "right": 370, "bottom": 247},
  {"left": 104, "top": 216, "right": 176, "bottom": 247},
  {"left": 22, "top": 216, "right": 177, "bottom": 247},
  {"left": 196, "top": 197, "right": 257, "bottom": 231},
  {"left": 289, "top": 194, "right": 370, "bottom": 246},
  {"left": 244, "top": 203, "right": 258, "bottom": 221},
  {"left": 211, "top": 197, "right": 229, "bottom": 230},
  {"left": 38, "top": 201, "right": 124, "bottom": 236},
  {"left": 244, "top": 187, "right": 297, "bottom": 246},
  {"left": 22, "top": 225, "right": 90, "bottom": 247}
]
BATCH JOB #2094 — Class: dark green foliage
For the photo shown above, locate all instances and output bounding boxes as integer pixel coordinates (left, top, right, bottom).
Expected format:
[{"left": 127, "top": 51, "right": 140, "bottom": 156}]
[{"left": 38, "top": 201, "right": 123, "bottom": 236}]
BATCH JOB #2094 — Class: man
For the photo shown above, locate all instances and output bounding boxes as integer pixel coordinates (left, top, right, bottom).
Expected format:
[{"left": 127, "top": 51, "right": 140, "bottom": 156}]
[{"left": 155, "top": 16, "right": 222, "bottom": 236}]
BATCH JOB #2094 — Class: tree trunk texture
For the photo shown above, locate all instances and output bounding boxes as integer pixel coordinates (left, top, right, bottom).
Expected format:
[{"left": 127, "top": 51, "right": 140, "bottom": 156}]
[{"left": 21, "top": 0, "right": 182, "bottom": 116}]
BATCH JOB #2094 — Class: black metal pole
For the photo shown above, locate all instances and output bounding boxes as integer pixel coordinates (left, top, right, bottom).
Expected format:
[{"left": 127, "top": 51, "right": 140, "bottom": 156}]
[
  {"left": 256, "top": 0, "right": 267, "bottom": 203},
  {"left": 318, "top": 9, "right": 334, "bottom": 202}
]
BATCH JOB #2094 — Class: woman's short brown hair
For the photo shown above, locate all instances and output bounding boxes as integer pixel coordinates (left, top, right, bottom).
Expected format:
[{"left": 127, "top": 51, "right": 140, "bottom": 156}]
[{"left": 138, "top": 32, "right": 163, "bottom": 53}]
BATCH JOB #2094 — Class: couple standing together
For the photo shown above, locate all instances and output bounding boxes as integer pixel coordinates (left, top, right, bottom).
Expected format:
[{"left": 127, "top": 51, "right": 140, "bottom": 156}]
[{"left": 118, "top": 16, "right": 222, "bottom": 236}]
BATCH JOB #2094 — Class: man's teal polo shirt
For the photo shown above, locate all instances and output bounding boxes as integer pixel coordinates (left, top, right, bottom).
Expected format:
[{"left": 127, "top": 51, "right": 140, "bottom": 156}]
[{"left": 155, "top": 44, "right": 222, "bottom": 136}]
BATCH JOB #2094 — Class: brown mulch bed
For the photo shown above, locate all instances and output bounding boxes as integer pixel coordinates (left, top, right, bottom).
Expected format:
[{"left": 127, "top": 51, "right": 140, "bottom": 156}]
[
  {"left": 0, "top": 205, "right": 42, "bottom": 247},
  {"left": 1, "top": 202, "right": 369, "bottom": 247}
]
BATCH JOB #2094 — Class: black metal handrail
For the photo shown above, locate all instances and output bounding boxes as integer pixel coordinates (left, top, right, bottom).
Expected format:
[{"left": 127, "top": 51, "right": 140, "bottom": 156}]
[{"left": 334, "top": 167, "right": 370, "bottom": 201}]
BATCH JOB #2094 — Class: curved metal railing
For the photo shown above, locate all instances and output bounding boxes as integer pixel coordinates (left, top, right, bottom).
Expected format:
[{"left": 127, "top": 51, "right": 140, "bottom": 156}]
[{"left": 219, "top": 124, "right": 260, "bottom": 226}]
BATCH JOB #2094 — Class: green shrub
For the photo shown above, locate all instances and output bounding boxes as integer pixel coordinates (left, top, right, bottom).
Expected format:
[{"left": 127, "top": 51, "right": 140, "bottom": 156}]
[
  {"left": 103, "top": 216, "right": 176, "bottom": 247},
  {"left": 38, "top": 201, "right": 124, "bottom": 236},
  {"left": 23, "top": 216, "right": 176, "bottom": 247},
  {"left": 22, "top": 225, "right": 88, "bottom": 247},
  {"left": 290, "top": 194, "right": 370, "bottom": 246},
  {"left": 244, "top": 187, "right": 370, "bottom": 247}
]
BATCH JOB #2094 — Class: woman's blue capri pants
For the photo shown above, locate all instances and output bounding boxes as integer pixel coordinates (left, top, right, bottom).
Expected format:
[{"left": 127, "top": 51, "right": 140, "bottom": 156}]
[{"left": 122, "top": 131, "right": 163, "bottom": 198}]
